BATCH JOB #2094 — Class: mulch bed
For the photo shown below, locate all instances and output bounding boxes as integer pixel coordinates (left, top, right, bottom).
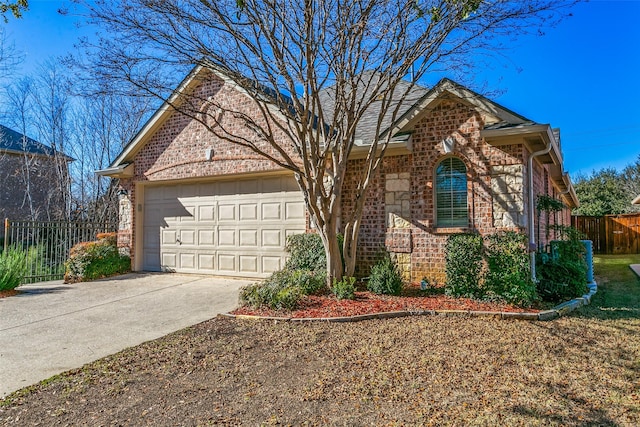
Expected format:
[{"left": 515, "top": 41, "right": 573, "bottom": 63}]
[
  {"left": 231, "top": 285, "right": 539, "bottom": 319},
  {"left": 0, "top": 290, "right": 18, "bottom": 299}
]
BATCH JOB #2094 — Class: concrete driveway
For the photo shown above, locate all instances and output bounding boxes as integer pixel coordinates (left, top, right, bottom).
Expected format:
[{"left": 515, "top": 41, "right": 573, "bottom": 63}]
[{"left": 0, "top": 273, "right": 251, "bottom": 398}]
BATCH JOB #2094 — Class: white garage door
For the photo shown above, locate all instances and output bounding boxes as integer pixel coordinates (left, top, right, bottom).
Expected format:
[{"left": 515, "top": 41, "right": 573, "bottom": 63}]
[{"left": 142, "top": 175, "right": 306, "bottom": 277}]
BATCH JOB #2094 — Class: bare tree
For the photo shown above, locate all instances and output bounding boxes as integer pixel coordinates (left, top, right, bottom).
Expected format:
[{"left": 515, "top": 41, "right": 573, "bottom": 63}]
[
  {"left": 79, "top": 0, "right": 577, "bottom": 282},
  {"left": 30, "top": 59, "right": 73, "bottom": 220},
  {"left": 69, "top": 91, "right": 152, "bottom": 222},
  {"left": 3, "top": 77, "right": 37, "bottom": 219}
]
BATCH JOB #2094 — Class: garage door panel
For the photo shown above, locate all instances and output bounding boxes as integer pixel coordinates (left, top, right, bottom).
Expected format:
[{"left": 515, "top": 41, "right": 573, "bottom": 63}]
[
  {"left": 180, "top": 205, "right": 196, "bottom": 222},
  {"left": 263, "top": 177, "right": 284, "bottom": 193},
  {"left": 262, "top": 256, "right": 282, "bottom": 273},
  {"left": 179, "top": 229, "right": 196, "bottom": 245},
  {"left": 285, "top": 201, "right": 305, "bottom": 220},
  {"left": 198, "top": 254, "right": 215, "bottom": 270},
  {"left": 239, "top": 229, "right": 258, "bottom": 247},
  {"left": 162, "top": 253, "right": 177, "bottom": 269},
  {"left": 240, "top": 203, "right": 258, "bottom": 221},
  {"left": 181, "top": 184, "right": 199, "bottom": 197},
  {"left": 218, "top": 204, "right": 236, "bottom": 221},
  {"left": 239, "top": 179, "right": 258, "bottom": 193},
  {"left": 198, "top": 229, "right": 215, "bottom": 245},
  {"left": 164, "top": 186, "right": 179, "bottom": 200},
  {"left": 218, "top": 229, "right": 236, "bottom": 246},
  {"left": 239, "top": 255, "right": 258, "bottom": 273},
  {"left": 162, "top": 230, "right": 176, "bottom": 245},
  {"left": 143, "top": 176, "right": 305, "bottom": 277},
  {"left": 218, "top": 254, "right": 236, "bottom": 271},
  {"left": 198, "top": 205, "right": 215, "bottom": 221},
  {"left": 180, "top": 253, "right": 196, "bottom": 269},
  {"left": 261, "top": 203, "right": 281, "bottom": 220},
  {"left": 218, "top": 181, "right": 237, "bottom": 196},
  {"left": 262, "top": 229, "right": 282, "bottom": 247}
]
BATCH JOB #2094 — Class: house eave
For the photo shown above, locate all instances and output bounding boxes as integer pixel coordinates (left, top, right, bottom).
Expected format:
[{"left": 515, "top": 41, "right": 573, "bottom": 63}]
[
  {"left": 633, "top": 195, "right": 640, "bottom": 205},
  {"left": 95, "top": 162, "right": 134, "bottom": 178},
  {"left": 481, "top": 124, "right": 563, "bottom": 166}
]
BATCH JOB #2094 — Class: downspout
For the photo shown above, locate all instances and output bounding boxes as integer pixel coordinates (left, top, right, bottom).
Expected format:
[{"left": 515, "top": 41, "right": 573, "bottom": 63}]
[{"left": 527, "top": 141, "right": 552, "bottom": 283}]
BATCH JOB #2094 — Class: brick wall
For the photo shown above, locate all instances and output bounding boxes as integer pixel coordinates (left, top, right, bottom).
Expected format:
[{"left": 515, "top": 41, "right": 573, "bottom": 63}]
[
  {"left": 120, "top": 76, "right": 573, "bottom": 281},
  {"left": 119, "top": 72, "right": 298, "bottom": 265},
  {"left": 341, "top": 99, "right": 562, "bottom": 284}
]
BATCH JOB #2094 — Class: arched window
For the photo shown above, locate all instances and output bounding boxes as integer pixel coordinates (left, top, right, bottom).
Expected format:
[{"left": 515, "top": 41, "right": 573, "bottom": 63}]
[{"left": 435, "top": 157, "right": 468, "bottom": 227}]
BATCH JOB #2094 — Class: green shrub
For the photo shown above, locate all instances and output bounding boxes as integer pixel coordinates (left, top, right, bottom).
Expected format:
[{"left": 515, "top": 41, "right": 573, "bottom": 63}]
[
  {"left": 64, "top": 233, "right": 131, "bottom": 283},
  {"left": 536, "top": 227, "right": 588, "bottom": 302},
  {"left": 332, "top": 276, "right": 356, "bottom": 300},
  {"left": 0, "top": 246, "right": 33, "bottom": 291},
  {"left": 367, "top": 254, "right": 403, "bottom": 295},
  {"left": 239, "top": 269, "right": 307, "bottom": 310},
  {"left": 484, "top": 231, "right": 537, "bottom": 307},
  {"left": 291, "top": 269, "right": 327, "bottom": 295},
  {"left": 284, "top": 233, "right": 326, "bottom": 271},
  {"left": 445, "top": 233, "right": 484, "bottom": 299},
  {"left": 284, "top": 232, "right": 344, "bottom": 272}
]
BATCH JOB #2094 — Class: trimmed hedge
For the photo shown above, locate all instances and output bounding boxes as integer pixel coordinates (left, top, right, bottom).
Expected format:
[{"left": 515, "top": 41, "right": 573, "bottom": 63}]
[
  {"left": 64, "top": 233, "right": 131, "bottom": 283},
  {"left": 444, "top": 233, "right": 484, "bottom": 299}
]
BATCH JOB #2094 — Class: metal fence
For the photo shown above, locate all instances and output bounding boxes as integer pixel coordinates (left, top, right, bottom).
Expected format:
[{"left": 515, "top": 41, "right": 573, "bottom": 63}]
[{"left": 3, "top": 219, "right": 117, "bottom": 283}]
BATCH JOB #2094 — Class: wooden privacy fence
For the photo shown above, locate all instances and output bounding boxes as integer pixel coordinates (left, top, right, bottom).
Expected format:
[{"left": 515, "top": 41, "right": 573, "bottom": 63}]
[
  {"left": 3, "top": 219, "right": 117, "bottom": 283},
  {"left": 571, "top": 214, "right": 640, "bottom": 255}
]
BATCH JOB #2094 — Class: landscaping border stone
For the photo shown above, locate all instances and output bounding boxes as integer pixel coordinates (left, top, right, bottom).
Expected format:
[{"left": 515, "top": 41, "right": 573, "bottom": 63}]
[{"left": 223, "top": 280, "right": 598, "bottom": 323}]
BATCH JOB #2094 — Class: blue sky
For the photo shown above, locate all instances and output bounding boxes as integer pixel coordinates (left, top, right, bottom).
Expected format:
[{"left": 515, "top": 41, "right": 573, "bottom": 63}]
[{"left": 2, "top": 0, "right": 640, "bottom": 178}]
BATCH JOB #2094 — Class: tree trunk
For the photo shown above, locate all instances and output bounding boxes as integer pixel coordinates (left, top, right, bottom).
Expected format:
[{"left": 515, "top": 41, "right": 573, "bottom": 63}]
[{"left": 323, "top": 226, "right": 344, "bottom": 286}]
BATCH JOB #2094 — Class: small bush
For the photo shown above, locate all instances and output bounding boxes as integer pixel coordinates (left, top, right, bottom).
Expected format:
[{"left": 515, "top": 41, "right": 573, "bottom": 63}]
[
  {"left": 284, "top": 233, "right": 326, "bottom": 271},
  {"left": 239, "top": 269, "right": 308, "bottom": 310},
  {"left": 445, "top": 233, "right": 484, "bottom": 299},
  {"left": 536, "top": 226, "right": 588, "bottom": 303},
  {"left": 484, "top": 231, "right": 537, "bottom": 307},
  {"left": 0, "top": 247, "right": 33, "bottom": 291},
  {"left": 292, "top": 269, "right": 327, "bottom": 295},
  {"left": 285, "top": 232, "right": 344, "bottom": 272},
  {"left": 367, "top": 254, "right": 403, "bottom": 295},
  {"left": 239, "top": 268, "right": 327, "bottom": 310},
  {"left": 332, "top": 276, "right": 356, "bottom": 300},
  {"left": 64, "top": 233, "right": 130, "bottom": 283}
]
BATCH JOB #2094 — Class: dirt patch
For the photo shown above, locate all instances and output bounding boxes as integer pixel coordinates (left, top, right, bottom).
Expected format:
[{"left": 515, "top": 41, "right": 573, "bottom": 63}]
[{"left": 1, "top": 313, "right": 638, "bottom": 426}]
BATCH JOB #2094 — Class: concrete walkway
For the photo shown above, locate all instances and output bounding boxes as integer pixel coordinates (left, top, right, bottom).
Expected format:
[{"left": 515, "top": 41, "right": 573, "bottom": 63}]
[
  {"left": 631, "top": 264, "right": 640, "bottom": 278},
  {"left": 0, "top": 273, "right": 250, "bottom": 398}
]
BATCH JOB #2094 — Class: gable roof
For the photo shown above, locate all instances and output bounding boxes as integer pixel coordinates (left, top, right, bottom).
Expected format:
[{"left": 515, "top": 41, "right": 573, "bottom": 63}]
[{"left": 0, "top": 124, "right": 58, "bottom": 157}]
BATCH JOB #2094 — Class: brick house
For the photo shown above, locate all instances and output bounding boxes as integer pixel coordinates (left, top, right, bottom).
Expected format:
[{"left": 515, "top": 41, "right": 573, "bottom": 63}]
[
  {"left": 0, "top": 124, "right": 70, "bottom": 237},
  {"left": 99, "top": 66, "right": 578, "bottom": 282}
]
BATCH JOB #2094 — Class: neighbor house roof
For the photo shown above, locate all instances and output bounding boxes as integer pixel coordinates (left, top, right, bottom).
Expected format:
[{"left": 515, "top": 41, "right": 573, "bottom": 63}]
[{"left": 0, "top": 124, "right": 56, "bottom": 156}]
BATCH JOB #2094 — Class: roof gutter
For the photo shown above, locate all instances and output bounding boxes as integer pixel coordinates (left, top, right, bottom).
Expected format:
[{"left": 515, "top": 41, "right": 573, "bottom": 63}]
[
  {"left": 527, "top": 139, "right": 553, "bottom": 284},
  {"left": 95, "top": 162, "right": 134, "bottom": 178}
]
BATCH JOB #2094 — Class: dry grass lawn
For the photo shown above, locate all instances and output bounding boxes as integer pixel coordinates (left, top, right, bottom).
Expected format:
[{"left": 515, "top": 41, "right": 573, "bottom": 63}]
[{"left": 1, "top": 255, "right": 639, "bottom": 426}]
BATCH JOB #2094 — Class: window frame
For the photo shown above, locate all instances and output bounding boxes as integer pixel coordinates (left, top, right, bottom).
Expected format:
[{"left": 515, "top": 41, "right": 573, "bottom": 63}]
[{"left": 434, "top": 156, "right": 469, "bottom": 228}]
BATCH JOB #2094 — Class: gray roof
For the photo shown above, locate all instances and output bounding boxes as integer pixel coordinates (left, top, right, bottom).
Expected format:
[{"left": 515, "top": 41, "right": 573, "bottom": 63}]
[
  {"left": 0, "top": 124, "right": 57, "bottom": 156},
  {"left": 318, "top": 72, "right": 430, "bottom": 144}
]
